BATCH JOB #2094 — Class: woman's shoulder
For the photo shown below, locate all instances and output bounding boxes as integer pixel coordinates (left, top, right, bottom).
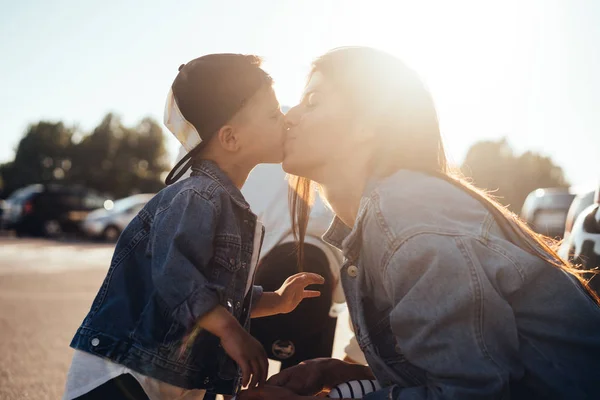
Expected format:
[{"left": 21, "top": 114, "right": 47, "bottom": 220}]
[{"left": 365, "top": 170, "right": 490, "bottom": 240}]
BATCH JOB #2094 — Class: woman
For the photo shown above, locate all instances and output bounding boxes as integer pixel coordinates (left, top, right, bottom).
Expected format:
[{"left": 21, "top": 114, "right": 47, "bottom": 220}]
[{"left": 240, "top": 47, "right": 600, "bottom": 399}]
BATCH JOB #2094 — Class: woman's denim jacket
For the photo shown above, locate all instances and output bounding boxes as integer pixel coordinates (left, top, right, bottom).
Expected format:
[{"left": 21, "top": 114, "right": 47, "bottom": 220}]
[
  {"left": 324, "top": 170, "right": 600, "bottom": 399},
  {"left": 70, "top": 160, "right": 264, "bottom": 396}
]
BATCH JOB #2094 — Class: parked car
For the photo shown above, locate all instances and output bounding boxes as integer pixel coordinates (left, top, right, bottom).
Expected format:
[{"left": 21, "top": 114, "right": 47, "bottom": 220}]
[
  {"left": 520, "top": 188, "right": 575, "bottom": 239},
  {"left": 564, "top": 190, "right": 596, "bottom": 238},
  {"left": 1, "top": 184, "right": 110, "bottom": 238},
  {"left": 82, "top": 193, "right": 154, "bottom": 241},
  {"left": 0, "top": 199, "right": 6, "bottom": 227},
  {"left": 559, "top": 182, "right": 600, "bottom": 295}
]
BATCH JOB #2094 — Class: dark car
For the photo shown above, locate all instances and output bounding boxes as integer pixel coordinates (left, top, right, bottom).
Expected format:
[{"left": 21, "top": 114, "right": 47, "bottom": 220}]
[
  {"left": 564, "top": 190, "right": 596, "bottom": 237},
  {"left": 520, "top": 188, "right": 576, "bottom": 239},
  {"left": 560, "top": 182, "right": 600, "bottom": 295},
  {"left": 1, "top": 184, "right": 110, "bottom": 238},
  {"left": 0, "top": 199, "right": 6, "bottom": 225}
]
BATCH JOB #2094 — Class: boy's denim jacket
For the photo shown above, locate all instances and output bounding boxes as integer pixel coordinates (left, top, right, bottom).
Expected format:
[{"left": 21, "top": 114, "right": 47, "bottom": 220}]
[
  {"left": 70, "top": 160, "right": 264, "bottom": 395},
  {"left": 324, "top": 170, "right": 600, "bottom": 399}
]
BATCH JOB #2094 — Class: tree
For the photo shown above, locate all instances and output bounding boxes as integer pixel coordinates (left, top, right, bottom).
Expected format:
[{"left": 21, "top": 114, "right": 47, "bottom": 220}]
[
  {"left": 461, "top": 138, "right": 569, "bottom": 213},
  {"left": 1, "top": 114, "right": 169, "bottom": 199},
  {"left": 0, "top": 122, "right": 75, "bottom": 197},
  {"left": 69, "top": 113, "right": 169, "bottom": 198}
]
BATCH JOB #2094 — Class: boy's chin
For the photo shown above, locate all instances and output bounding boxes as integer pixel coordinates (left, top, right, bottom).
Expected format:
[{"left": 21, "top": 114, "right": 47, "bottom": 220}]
[{"left": 260, "top": 149, "right": 284, "bottom": 164}]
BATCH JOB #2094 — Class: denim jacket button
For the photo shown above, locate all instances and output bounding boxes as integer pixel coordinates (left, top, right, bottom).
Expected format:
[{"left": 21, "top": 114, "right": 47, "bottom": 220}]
[
  {"left": 235, "top": 301, "right": 242, "bottom": 309},
  {"left": 347, "top": 265, "right": 358, "bottom": 278},
  {"left": 91, "top": 338, "right": 100, "bottom": 347}
]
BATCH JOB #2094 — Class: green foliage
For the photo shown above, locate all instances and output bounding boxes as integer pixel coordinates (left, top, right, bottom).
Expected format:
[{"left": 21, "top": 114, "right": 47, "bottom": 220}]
[
  {"left": 1, "top": 114, "right": 169, "bottom": 199},
  {"left": 461, "top": 138, "right": 569, "bottom": 213}
]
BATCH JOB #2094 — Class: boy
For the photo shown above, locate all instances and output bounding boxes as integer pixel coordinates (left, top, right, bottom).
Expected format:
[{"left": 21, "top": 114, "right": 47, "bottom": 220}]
[{"left": 63, "top": 54, "right": 324, "bottom": 400}]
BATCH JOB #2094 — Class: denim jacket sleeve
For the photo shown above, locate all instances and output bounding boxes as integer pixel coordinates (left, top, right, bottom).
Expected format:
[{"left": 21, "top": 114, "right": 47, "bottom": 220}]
[
  {"left": 150, "top": 190, "right": 223, "bottom": 329},
  {"left": 380, "top": 233, "right": 521, "bottom": 399}
]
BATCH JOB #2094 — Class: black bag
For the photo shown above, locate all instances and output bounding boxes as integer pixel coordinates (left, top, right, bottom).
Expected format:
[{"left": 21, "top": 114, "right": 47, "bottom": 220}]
[{"left": 250, "top": 242, "right": 337, "bottom": 369}]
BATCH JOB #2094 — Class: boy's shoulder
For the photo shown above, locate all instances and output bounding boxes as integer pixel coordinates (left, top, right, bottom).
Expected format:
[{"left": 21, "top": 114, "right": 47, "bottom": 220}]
[{"left": 154, "top": 174, "right": 245, "bottom": 216}]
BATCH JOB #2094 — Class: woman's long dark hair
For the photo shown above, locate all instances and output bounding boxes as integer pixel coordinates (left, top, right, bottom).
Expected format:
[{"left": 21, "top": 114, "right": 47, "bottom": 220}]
[{"left": 289, "top": 46, "right": 599, "bottom": 303}]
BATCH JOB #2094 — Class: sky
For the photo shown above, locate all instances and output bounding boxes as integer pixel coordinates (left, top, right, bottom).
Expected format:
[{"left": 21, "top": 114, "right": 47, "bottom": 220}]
[{"left": 1, "top": 0, "right": 599, "bottom": 189}]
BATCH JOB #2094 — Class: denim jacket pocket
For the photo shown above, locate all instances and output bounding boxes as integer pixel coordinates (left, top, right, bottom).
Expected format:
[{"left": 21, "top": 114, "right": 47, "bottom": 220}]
[
  {"left": 213, "top": 234, "right": 243, "bottom": 272},
  {"left": 131, "top": 292, "right": 175, "bottom": 351}
]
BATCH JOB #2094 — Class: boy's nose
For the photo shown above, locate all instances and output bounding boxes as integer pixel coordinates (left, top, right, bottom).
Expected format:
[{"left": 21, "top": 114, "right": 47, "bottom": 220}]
[{"left": 284, "top": 104, "right": 301, "bottom": 127}]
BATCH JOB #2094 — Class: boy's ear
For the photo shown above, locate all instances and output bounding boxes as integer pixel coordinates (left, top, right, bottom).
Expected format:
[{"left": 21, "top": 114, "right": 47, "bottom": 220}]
[{"left": 215, "top": 125, "right": 240, "bottom": 152}]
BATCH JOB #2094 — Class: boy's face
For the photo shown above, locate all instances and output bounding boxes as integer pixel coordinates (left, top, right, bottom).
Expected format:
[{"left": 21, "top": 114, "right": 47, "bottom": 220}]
[{"left": 231, "top": 85, "right": 285, "bottom": 164}]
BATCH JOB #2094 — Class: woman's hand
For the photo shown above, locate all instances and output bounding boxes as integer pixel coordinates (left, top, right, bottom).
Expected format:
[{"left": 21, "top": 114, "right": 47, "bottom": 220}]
[
  {"left": 266, "top": 358, "right": 332, "bottom": 395},
  {"left": 237, "top": 385, "right": 315, "bottom": 400},
  {"left": 267, "top": 358, "right": 376, "bottom": 396}
]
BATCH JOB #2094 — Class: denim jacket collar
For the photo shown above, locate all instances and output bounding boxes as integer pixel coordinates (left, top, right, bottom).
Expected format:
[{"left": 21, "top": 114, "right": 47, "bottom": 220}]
[{"left": 191, "top": 159, "right": 250, "bottom": 210}]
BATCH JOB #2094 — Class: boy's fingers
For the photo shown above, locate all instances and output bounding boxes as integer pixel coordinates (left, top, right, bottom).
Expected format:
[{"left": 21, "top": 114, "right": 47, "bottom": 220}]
[
  {"left": 249, "top": 359, "right": 261, "bottom": 389},
  {"left": 303, "top": 290, "right": 321, "bottom": 298},
  {"left": 240, "top": 361, "right": 251, "bottom": 388},
  {"left": 259, "top": 356, "right": 268, "bottom": 385},
  {"left": 303, "top": 273, "right": 325, "bottom": 284}
]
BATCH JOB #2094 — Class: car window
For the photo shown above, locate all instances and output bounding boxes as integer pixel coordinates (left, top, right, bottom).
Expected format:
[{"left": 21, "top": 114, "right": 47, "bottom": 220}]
[
  {"left": 83, "top": 193, "right": 107, "bottom": 210},
  {"left": 131, "top": 204, "right": 145, "bottom": 214},
  {"left": 549, "top": 193, "right": 576, "bottom": 208},
  {"left": 8, "top": 185, "right": 44, "bottom": 203}
]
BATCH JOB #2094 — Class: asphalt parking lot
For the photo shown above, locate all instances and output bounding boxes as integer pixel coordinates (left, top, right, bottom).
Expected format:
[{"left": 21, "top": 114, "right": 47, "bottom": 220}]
[{"left": 0, "top": 236, "right": 352, "bottom": 400}]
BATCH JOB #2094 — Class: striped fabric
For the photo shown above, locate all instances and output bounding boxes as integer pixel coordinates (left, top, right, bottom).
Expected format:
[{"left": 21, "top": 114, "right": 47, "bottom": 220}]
[{"left": 327, "top": 380, "right": 381, "bottom": 398}]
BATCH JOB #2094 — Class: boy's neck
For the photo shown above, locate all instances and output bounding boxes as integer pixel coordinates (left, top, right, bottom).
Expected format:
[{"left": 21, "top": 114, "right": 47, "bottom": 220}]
[{"left": 200, "top": 155, "right": 253, "bottom": 190}]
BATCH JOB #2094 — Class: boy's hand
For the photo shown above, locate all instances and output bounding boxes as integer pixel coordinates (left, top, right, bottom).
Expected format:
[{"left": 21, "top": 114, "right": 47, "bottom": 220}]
[
  {"left": 185, "top": 305, "right": 268, "bottom": 388},
  {"left": 276, "top": 273, "right": 325, "bottom": 314},
  {"left": 220, "top": 323, "right": 269, "bottom": 389}
]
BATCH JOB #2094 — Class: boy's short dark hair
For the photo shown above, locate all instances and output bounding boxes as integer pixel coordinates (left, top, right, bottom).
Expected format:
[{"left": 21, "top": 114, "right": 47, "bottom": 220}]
[{"left": 164, "top": 54, "right": 273, "bottom": 184}]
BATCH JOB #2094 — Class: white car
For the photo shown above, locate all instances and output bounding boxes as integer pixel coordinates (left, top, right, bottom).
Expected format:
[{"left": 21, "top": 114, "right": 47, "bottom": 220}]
[
  {"left": 559, "top": 182, "right": 600, "bottom": 295},
  {"left": 82, "top": 193, "right": 155, "bottom": 241},
  {"left": 520, "top": 188, "right": 575, "bottom": 239}
]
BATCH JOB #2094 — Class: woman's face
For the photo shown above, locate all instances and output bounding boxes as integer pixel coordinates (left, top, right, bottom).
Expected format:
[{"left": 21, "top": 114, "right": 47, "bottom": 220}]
[{"left": 283, "top": 72, "right": 364, "bottom": 181}]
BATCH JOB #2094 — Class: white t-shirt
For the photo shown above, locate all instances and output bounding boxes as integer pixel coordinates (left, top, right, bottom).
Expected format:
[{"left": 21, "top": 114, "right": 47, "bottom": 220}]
[
  {"left": 241, "top": 163, "right": 345, "bottom": 305},
  {"left": 63, "top": 350, "right": 206, "bottom": 400}
]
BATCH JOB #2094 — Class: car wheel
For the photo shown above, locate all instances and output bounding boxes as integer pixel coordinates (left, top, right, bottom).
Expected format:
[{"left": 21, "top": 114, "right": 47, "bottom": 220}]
[
  {"left": 43, "top": 220, "right": 63, "bottom": 238},
  {"left": 102, "top": 226, "right": 121, "bottom": 242}
]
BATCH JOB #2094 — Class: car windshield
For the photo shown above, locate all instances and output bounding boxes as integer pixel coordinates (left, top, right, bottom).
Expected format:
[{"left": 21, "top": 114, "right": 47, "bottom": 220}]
[{"left": 548, "top": 193, "right": 576, "bottom": 207}]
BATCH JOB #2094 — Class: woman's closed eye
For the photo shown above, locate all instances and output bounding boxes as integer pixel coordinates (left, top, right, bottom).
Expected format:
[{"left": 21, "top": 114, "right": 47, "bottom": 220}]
[{"left": 305, "top": 91, "right": 321, "bottom": 108}]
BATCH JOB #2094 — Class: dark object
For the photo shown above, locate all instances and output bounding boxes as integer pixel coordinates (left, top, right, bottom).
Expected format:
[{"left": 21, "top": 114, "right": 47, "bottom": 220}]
[
  {"left": 1, "top": 183, "right": 109, "bottom": 238},
  {"left": 0, "top": 200, "right": 6, "bottom": 227},
  {"left": 564, "top": 190, "right": 596, "bottom": 236},
  {"left": 250, "top": 242, "right": 337, "bottom": 370}
]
